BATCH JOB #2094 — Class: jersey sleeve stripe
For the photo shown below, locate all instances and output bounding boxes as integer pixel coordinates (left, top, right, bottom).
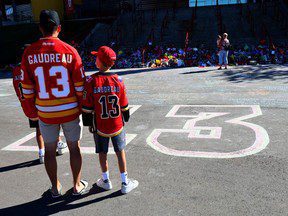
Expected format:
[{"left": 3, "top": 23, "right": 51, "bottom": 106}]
[
  {"left": 22, "top": 84, "right": 34, "bottom": 89},
  {"left": 22, "top": 88, "right": 35, "bottom": 95},
  {"left": 82, "top": 108, "right": 93, "bottom": 113},
  {"left": 121, "top": 104, "right": 129, "bottom": 111},
  {"left": 74, "top": 81, "right": 84, "bottom": 87},
  {"left": 82, "top": 106, "right": 93, "bottom": 113},
  {"left": 36, "top": 102, "right": 78, "bottom": 112},
  {"left": 75, "top": 86, "right": 84, "bottom": 92},
  {"left": 24, "top": 93, "right": 35, "bottom": 99},
  {"left": 38, "top": 107, "right": 79, "bottom": 118},
  {"left": 76, "top": 92, "right": 83, "bottom": 97},
  {"left": 36, "top": 97, "right": 77, "bottom": 106}
]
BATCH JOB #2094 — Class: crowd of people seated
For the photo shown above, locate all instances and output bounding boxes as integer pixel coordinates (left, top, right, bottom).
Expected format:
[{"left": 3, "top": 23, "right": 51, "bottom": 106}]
[
  {"left": 74, "top": 41, "right": 288, "bottom": 71},
  {"left": 1, "top": 41, "right": 287, "bottom": 72}
]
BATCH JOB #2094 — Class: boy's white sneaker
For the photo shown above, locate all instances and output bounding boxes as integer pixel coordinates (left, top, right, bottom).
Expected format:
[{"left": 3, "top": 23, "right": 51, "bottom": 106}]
[
  {"left": 96, "top": 178, "right": 113, "bottom": 190},
  {"left": 121, "top": 179, "right": 139, "bottom": 194},
  {"left": 57, "top": 141, "right": 67, "bottom": 155},
  {"left": 39, "top": 154, "right": 44, "bottom": 164}
]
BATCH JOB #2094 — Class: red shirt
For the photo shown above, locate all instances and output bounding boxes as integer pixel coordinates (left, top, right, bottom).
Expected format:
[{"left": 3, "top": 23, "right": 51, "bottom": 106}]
[
  {"left": 20, "top": 37, "right": 85, "bottom": 124},
  {"left": 12, "top": 65, "right": 38, "bottom": 119},
  {"left": 82, "top": 72, "right": 129, "bottom": 137}
]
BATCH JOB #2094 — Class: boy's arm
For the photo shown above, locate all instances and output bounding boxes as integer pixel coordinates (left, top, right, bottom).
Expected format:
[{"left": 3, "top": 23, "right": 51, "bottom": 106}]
[
  {"left": 20, "top": 51, "right": 38, "bottom": 120},
  {"left": 119, "top": 78, "right": 130, "bottom": 122},
  {"left": 72, "top": 49, "right": 86, "bottom": 106},
  {"left": 82, "top": 76, "right": 94, "bottom": 126}
]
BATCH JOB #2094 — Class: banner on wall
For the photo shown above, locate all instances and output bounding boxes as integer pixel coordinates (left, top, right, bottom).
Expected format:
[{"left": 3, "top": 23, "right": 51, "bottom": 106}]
[{"left": 65, "top": 0, "right": 74, "bottom": 14}]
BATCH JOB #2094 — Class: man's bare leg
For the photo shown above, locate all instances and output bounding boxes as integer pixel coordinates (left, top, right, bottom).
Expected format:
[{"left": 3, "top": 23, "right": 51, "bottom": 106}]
[
  {"left": 67, "top": 140, "right": 83, "bottom": 192},
  {"left": 44, "top": 141, "right": 61, "bottom": 193}
]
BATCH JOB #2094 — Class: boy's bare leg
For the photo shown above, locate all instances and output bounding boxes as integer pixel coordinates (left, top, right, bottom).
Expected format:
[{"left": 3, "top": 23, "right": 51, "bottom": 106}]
[
  {"left": 36, "top": 128, "right": 44, "bottom": 150},
  {"left": 44, "top": 141, "right": 61, "bottom": 192},
  {"left": 67, "top": 140, "right": 84, "bottom": 192},
  {"left": 99, "top": 152, "right": 109, "bottom": 172},
  {"left": 116, "top": 150, "right": 127, "bottom": 173}
]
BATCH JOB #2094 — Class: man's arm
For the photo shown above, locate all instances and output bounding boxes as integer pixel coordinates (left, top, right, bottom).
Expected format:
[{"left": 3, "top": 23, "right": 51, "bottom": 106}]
[{"left": 20, "top": 50, "right": 38, "bottom": 120}]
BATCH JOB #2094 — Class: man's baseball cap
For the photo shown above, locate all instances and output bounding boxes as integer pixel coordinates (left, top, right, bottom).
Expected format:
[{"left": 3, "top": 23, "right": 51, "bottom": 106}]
[
  {"left": 40, "top": 10, "right": 60, "bottom": 27},
  {"left": 91, "top": 46, "right": 116, "bottom": 68}
]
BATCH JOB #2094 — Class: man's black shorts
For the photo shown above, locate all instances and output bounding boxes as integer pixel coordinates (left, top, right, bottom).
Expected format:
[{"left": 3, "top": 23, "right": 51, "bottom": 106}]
[{"left": 29, "top": 119, "right": 39, "bottom": 128}]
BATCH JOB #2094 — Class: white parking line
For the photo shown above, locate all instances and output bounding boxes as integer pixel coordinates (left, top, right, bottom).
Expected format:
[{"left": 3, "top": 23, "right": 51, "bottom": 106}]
[{"left": 2, "top": 105, "right": 141, "bottom": 154}]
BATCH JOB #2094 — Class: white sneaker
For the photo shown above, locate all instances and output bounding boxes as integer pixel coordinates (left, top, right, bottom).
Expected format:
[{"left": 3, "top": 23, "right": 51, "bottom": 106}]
[
  {"left": 39, "top": 154, "right": 44, "bottom": 164},
  {"left": 96, "top": 178, "right": 113, "bottom": 190},
  {"left": 121, "top": 178, "right": 139, "bottom": 194},
  {"left": 57, "top": 141, "right": 67, "bottom": 155}
]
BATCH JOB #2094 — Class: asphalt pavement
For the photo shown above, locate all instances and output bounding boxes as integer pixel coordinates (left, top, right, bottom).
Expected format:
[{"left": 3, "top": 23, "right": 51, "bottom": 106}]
[{"left": 0, "top": 65, "right": 288, "bottom": 216}]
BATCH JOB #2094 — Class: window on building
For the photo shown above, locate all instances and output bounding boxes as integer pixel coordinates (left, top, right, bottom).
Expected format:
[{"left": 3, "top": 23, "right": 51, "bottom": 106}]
[{"left": 189, "top": 0, "right": 248, "bottom": 7}]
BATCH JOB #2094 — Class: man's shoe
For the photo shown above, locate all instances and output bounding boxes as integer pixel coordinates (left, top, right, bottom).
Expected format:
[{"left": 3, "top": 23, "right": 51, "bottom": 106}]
[
  {"left": 57, "top": 141, "right": 67, "bottom": 155},
  {"left": 121, "top": 179, "right": 139, "bottom": 194},
  {"left": 96, "top": 178, "right": 113, "bottom": 190}
]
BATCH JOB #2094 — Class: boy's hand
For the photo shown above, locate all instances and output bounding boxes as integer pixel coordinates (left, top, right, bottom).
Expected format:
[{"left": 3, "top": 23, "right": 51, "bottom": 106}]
[
  {"left": 122, "top": 109, "right": 130, "bottom": 122},
  {"left": 82, "top": 112, "right": 94, "bottom": 126}
]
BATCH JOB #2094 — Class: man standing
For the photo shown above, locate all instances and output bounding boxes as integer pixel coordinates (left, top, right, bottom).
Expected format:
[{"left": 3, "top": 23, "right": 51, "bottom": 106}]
[{"left": 20, "top": 10, "right": 88, "bottom": 197}]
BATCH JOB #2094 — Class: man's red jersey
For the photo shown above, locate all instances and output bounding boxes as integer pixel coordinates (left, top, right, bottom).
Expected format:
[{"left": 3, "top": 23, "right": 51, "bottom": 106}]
[
  {"left": 12, "top": 65, "right": 38, "bottom": 119},
  {"left": 82, "top": 73, "right": 129, "bottom": 137},
  {"left": 20, "top": 37, "right": 85, "bottom": 124}
]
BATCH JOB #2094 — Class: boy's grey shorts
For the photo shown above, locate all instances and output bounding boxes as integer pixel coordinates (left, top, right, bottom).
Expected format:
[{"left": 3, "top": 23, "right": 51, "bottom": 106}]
[
  {"left": 94, "top": 130, "right": 126, "bottom": 153},
  {"left": 39, "top": 117, "right": 83, "bottom": 143}
]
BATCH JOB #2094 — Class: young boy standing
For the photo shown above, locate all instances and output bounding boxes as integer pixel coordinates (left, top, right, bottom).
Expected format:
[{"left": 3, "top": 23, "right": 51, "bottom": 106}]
[{"left": 82, "top": 46, "right": 138, "bottom": 194}]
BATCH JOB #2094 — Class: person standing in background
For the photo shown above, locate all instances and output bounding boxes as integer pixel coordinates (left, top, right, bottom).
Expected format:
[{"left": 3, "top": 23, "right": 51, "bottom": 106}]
[
  {"left": 218, "top": 33, "right": 230, "bottom": 70},
  {"left": 217, "top": 35, "right": 222, "bottom": 52}
]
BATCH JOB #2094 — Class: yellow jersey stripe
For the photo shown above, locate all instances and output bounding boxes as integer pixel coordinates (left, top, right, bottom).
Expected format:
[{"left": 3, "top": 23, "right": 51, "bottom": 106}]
[
  {"left": 24, "top": 94, "right": 35, "bottom": 99},
  {"left": 22, "top": 84, "right": 34, "bottom": 89},
  {"left": 74, "top": 81, "right": 84, "bottom": 87},
  {"left": 121, "top": 107, "right": 129, "bottom": 111},
  {"left": 38, "top": 107, "right": 79, "bottom": 118},
  {"left": 97, "top": 128, "right": 123, "bottom": 137},
  {"left": 36, "top": 97, "right": 77, "bottom": 106}
]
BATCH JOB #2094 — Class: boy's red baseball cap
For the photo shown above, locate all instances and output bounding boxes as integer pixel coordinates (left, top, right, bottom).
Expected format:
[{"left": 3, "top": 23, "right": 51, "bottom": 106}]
[{"left": 91, "top": 46, "right": 116, "bottom": 67}]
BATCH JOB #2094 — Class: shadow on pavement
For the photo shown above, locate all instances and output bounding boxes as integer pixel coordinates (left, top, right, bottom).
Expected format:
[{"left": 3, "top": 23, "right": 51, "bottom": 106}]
[
  {"left": 181, "top": 69, "right": 215, "bottom": 74},
  {"left": 114, "top": 67, "right": 177, "bottom": 76},
  {"left": 213, "top": 65, "right": 288, "bottom": 83},
  {"left": 0, "top": 184, "right": 123, "bottom": 216},
  {"left": 0, "top": 159, "right": 40, "bottom": 173}
]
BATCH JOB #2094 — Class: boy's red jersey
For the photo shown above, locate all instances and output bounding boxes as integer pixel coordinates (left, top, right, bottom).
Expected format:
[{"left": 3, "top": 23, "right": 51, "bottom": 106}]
[
  {"left": 20, "top": 37, "right": 85, "bottom": 124},
  {"left": 12, "top": 65, "right": 38, "bottom": 119},
  {"left": 82, "top": 73, "right": 129, "bottom": 137}
]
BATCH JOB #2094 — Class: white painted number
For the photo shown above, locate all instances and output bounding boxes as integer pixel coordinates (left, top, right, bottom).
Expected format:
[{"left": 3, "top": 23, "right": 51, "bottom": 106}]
[{"left": 146, "top": 105, "right": 269, "bottom": 159}]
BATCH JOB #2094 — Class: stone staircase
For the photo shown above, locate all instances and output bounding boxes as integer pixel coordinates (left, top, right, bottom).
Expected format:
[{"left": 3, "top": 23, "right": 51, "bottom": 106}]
[{"left": 82, "top": 2, "right": 288, "bottom": 50}]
